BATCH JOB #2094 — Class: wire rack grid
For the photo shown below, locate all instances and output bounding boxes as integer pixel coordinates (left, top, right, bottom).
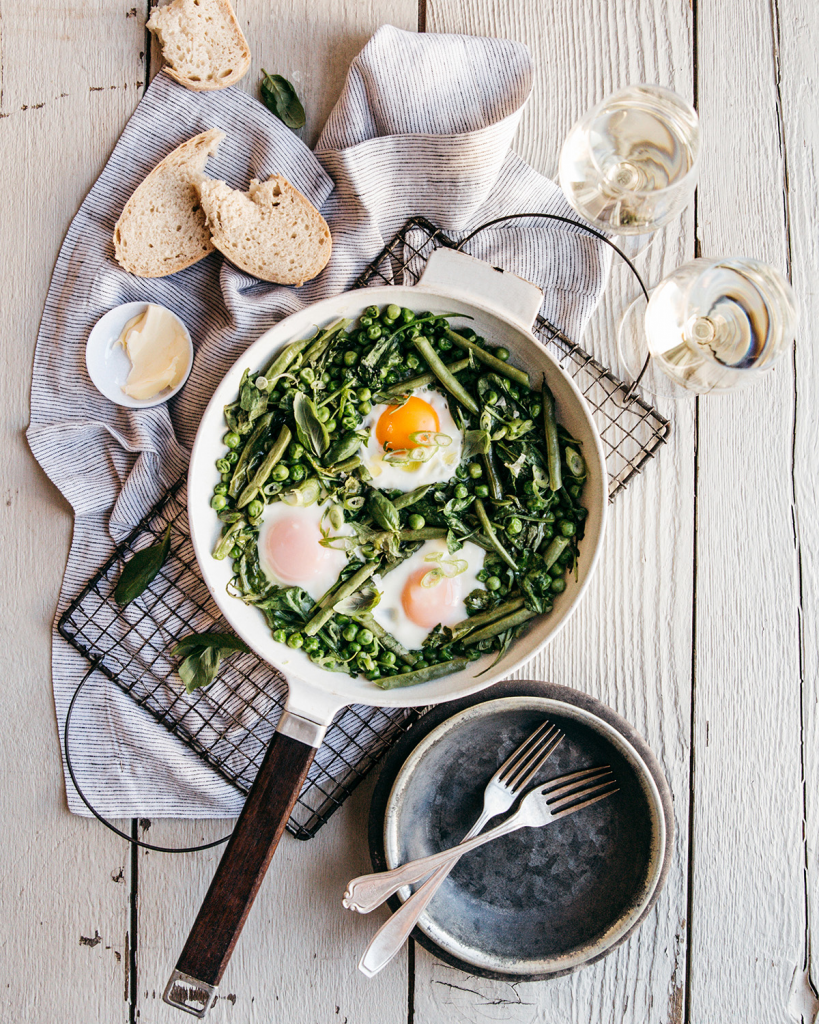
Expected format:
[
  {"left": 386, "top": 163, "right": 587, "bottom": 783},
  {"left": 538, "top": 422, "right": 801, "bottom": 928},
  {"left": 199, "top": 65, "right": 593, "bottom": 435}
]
[{"left": 58, "top": 216, "right": 670, "bottom": 842}]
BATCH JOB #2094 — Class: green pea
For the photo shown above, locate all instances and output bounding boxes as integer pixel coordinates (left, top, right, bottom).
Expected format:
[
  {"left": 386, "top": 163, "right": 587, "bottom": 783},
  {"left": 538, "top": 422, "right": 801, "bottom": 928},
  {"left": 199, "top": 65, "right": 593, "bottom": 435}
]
[
  {"left": 316, "top": 406, "right": 331, "bottom": 423},
  {"left": 494, "top": 346, "right": 510, "bottom": 361},
  {"left": 549, "top": 563, "right": 564, "bottom": 578},
  {"left": 289, "top": 443, "right": 305, "bottom": 461},
  {"left": 272, "top": 464, "right": 290, "bottom": 481},
  {"left": 220, "top": 472, "right": 231, "bottom": 483},
  {"left": 550, "top": 577, "right": 567, "bottom": 594},
  {"left": 486, "top": 575, "right": 501, "bottom": 591},
  {"left": 344, "top": 642, "right": 362, "bottom": 657},
  {"left": 558, "top": 548, "right": 573, "bottom": 565},
  {"left": 365, "top": 670, "right": 382, "bottom": 681},
  {"left": 343, "top": 350, "right": 359, "bottom": 366},
  {"left": 367, "top": 325, "right": 382, "bottom": 341},
  {"left": 324, "top": 418, "right": 337, "bottom": 433},
  {"left": 476, "top": 568, "right": 488, "bottom": 582},
  {"left": 414, "top": 658, "right": 428, "bottom": 669},
  {"left": 438, "top": 335, "right": 452, "bottom": 351},
  {"left": 247, "top": 499, "right": 264, "bottom": 519},
  {"left": 543, "top": 524, "right": 555, "bottom": 540},
  {"left": 485, "top": 390, "right": 499, "bottom": 406},
  {"left": 365, "top": 305, "right": 379, "bottom": 318},
  {"left": 569, "top": 484, "right": 582, "bottom": 499},
  {"left": 216, "top": 458, "right": 231, "bottom": 473},
  {"left": 359, "top": 315, "right": 373, "bottom": 328},
  {"left": 454, "top": 483, "right": 469, "bottom": 500},
  {"left": 385, "top": 371, "right": 399, "bottom": 384},
  {"left": 357, "top": 629, "right": 374, "bottom": 647},
  {"left": 321, "top": 370, "right": 333, "bottom": 384},
  {"left": 455, "top": 465, "right": 468, "bottom": 480},
  {"left": 529, "top": 402, "right": 542, "bottom": 419},
  {"left": 408, "top": 513, "right": 425, "bottom": 530},
  {"left": 357, "top": 653, "right": 376, "bottom": 673},
  {"left": 468, "top": 463, "right": 483, "bottom": 479},
  {"left": 401, "top": 308, "right": 415, "bottom": 323},
  {"left": 336, "top": 615, "right": 350, "bottom": 625},
  {"left": 343, "top": 415, "right": 359, "bottom": 430},
  {"left": 474, "top": 484, "right": 489, "bottom": 498},
  {"left": 506, "top": 517, "right": 523, "bottom": 536},
  {"left": 380, "top": 651, "right": 397, "bottom": 667},
  {"left": 559, "top": 520, "right": 576, "bottom": 537},
  {"left": 406, "top": 354, "right": 420, "bottom": 370},
  {"left": 303, "top": 637, "right": 320, "bottom": 654},
  {"left": 223, "top": 431, "right": 241, "bottom": 449},
  {"left": 299, "top": 367, "right": 315, "bottom": 384},
  {"left": 385, "top": 304, "right": 401, "bottom": 321},
  {"left": 358, "top": 401, "right": 372, "bottom": 415},
  {"left": 526, "top": 498, "right": 546, "bottom": 512},
  {"left": 226, "top": 450, "right": 239, "bottom": 464},
  {"left": 287, "top": 633, "right": 304, "bottom": 649},
  {"left": 213, "top": 482, "right": 228, "bottom": 496},
  {"left": 289, "top": 464, "right": 307, "bottom": 483},
  {"left": 273, "top": 629, "right": 287, "bottom": 643},
  {"left": 230, "top": 545, "right": 242, "bottom": 560},
  {"left": 211, "top": 494, "right": 227, "bottom": 510},
  {"left": 356, "top": 387, "right": 371, "bottom": 402},
  {"left": 342, "top": 624, "right": 359, "bottom": 643}
]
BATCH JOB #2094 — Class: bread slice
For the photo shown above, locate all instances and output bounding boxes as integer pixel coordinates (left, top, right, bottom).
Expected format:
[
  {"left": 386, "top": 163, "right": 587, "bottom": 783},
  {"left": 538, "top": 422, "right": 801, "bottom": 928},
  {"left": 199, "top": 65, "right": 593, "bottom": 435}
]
[
  {"left": 114, "top": 128, "right": 225, "bottom": 278},
  {"left": 197, "top": 175, "right": 332, "bottom": 286},
  {"left": 147, "top": 0, "right": 251, "bottom": 92}
]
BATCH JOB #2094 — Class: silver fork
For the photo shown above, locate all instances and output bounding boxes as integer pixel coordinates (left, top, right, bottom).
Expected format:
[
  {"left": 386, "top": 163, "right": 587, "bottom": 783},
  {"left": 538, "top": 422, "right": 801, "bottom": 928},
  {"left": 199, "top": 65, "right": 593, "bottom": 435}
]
[
  {"left": 357, "top": 765, "right": 618, "bottom": 977},
  {"left": 344, "top": 719, "right": 564, "bottom": 915}
]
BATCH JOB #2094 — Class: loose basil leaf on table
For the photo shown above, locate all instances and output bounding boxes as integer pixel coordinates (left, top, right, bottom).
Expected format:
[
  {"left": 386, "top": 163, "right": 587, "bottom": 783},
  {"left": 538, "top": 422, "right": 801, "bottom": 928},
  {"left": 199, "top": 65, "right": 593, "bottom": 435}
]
[
  {"left": 114, "top": 525, "right": 171, "bottom": 607},
  {"left": 172, "top": 632, "right": 251, "bottom": 694},
  {"left": 260, "top": 70, "right": 306, "bottom": 130}
]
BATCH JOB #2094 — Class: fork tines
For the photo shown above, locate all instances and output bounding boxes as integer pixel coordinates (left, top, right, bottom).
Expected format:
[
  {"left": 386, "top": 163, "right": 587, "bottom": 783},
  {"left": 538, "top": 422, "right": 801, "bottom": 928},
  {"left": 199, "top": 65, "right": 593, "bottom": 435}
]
[
  {"left": 497, "top": 721, "right": 564, "bottom": 790},
  {"left": 542, "top": 765, "right": 619, "bottom": 818}
]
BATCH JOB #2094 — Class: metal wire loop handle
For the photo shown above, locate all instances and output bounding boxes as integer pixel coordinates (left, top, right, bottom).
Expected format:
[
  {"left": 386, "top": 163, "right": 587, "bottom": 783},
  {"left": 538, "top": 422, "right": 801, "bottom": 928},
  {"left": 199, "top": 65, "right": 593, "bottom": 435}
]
[{"left": 63, "top": 665, "right": 234, "bottom": 854}]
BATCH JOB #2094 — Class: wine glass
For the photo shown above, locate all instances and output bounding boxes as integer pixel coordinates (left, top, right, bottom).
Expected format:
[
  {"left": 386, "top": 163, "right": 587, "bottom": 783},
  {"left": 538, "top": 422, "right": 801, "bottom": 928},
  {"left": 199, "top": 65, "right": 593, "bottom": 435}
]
[
  {"left": 558, "top": 84, "right": 700, "bottom": 253},
  {"left": 617, "top": 256, "right": 798, "bottom": 398}
]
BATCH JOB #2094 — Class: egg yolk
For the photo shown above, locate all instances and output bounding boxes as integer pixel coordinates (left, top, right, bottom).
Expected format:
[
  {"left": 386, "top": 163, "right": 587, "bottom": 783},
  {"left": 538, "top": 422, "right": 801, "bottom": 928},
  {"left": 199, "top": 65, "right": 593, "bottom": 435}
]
[
  {"left": 401, "top": 567, "right": 462, "bottom": 629},
  {"left": 375, "top": 397, "right": 440, "bottom": 451},
  {"left": 262, "top": 514, "right": 331, "bottom": 584}
]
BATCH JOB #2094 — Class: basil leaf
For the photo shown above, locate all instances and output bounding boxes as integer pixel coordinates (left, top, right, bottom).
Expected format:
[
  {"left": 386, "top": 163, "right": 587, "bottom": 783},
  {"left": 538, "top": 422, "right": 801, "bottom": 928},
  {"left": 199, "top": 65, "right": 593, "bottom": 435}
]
[
  {"left": 172, "top": 632, "right": 251, "bottom": 694},
  {"left": 293, "top": 392, "right": 329, "bottom": 457},
  {"left": 260, "top": 70, "right": 306, "bottom": 130},
  {"left": 114, "top": 525, "right": 171, "bottom": 607}
]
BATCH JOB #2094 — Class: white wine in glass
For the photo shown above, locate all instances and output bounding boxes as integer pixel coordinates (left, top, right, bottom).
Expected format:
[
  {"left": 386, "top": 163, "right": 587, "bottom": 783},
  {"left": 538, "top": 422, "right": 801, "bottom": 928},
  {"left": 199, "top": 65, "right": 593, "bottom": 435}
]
[
  {"left": 618, "top": 257, "right": 798, "bottom": 397},
  {"left": 559, "top": 84, "right": 700, "bottom": 236}
]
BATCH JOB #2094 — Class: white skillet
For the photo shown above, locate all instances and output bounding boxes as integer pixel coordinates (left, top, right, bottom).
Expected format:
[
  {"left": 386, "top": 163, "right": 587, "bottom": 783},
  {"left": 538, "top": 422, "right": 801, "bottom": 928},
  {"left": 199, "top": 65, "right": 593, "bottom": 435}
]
[{"left": 165, "top": 249, "right": 608, "bottom": 1016}]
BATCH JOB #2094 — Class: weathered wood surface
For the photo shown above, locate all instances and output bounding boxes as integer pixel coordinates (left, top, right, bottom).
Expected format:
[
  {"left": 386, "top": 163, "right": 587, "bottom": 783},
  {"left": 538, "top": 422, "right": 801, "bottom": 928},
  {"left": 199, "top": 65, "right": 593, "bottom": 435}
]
[{"left": 1, "top": 0, "right": 816, "bottom": 1022}]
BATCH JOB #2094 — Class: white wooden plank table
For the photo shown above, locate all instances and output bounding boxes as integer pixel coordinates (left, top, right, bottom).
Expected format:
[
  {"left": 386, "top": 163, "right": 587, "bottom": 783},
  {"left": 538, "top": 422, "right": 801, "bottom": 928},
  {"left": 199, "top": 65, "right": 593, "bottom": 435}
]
[{"left": 1, "top": 1, "right": 816, "bottom": 1022}]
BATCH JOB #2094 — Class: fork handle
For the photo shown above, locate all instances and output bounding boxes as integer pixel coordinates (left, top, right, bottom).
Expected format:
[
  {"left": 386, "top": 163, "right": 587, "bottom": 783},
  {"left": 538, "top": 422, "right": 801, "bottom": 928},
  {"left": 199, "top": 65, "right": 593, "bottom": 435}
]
[{"left": 343, "top": 817, "right": 517, "bottom": 913}]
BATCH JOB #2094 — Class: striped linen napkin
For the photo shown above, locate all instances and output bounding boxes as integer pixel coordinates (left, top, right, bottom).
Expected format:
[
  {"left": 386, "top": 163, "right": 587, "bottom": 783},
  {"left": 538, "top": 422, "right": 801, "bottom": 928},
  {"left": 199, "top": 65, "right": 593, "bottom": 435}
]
[{"left": 27, "top": 25, "right": 610, "bottom": 818}]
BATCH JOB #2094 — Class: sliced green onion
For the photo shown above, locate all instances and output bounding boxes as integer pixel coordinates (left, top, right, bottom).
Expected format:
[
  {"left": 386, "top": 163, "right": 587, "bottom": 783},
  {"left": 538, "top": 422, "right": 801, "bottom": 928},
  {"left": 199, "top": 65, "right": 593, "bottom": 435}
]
[{"left": 281, "top": 476, "right": 321, "bottom": 507}]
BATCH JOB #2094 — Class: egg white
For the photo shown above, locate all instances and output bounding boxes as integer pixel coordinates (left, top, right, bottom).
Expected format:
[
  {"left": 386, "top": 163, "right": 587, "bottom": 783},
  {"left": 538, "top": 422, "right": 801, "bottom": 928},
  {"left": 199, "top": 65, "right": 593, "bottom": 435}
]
[
  {"left": 359, "top": 386, "right": 463, "bottom": 492},
  {"left": 256, "top": 499, "right": 352, "bottom": 602},
  {"left": 371, "top": 538, "right": 486, "bottom": 650}
]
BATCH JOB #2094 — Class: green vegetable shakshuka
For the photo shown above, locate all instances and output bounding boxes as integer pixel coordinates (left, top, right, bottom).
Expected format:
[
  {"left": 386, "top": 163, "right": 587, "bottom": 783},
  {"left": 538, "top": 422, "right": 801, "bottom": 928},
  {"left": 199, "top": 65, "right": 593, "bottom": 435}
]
[{"left": 211, "top": 305, "right": 588, "bottom": 688}]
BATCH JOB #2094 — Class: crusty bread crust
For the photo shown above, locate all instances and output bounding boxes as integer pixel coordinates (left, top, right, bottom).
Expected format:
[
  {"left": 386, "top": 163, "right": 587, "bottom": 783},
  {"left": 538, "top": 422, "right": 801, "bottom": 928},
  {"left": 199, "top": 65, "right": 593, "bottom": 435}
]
[
  {"left": 113, "top": 128, "right": 225, "bottom": 278},
  {"left": 197, "top": 175, "right": 332, "bottom": 287},
  {"left": 147, "top": 0, "right": 251, "bottom": 93}
]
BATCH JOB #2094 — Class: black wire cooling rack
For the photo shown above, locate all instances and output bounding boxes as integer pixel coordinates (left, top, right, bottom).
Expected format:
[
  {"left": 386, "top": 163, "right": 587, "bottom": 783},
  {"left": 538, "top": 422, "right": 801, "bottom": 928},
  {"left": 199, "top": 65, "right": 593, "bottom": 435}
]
[{"left": 58, "top": 215, "right": 670, "bottom": 842}]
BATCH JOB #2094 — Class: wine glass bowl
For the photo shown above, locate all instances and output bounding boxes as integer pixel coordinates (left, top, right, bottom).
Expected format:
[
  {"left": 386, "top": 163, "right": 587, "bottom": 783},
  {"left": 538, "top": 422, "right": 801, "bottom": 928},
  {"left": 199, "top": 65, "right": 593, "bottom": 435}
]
[
  {"left": 619, "top": 257, "right": 798, "bottom": 397},
  {"left": 559, "top": 85, "right": 701, "bottom": 236}
]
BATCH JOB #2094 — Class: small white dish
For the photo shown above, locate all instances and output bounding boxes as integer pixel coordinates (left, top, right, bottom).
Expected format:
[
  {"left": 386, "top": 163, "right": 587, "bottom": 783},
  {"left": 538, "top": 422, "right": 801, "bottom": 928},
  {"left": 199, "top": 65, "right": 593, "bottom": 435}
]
[{"left": 85, "top": 301, "right": 194, "bottom": 409}]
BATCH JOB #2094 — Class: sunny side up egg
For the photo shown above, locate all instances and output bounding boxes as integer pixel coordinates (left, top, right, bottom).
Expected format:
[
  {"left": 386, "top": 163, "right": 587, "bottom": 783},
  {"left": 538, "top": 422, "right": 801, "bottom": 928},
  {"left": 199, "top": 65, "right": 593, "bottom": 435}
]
[
  {"left": 256, "top": 499, "right": 351, "bottom": 602},
  {"left": 372, "top": 538, "right": 486, "bottom": 651},
  {"left": 359, "top": 387, "right": 462, "bottom": 492}
]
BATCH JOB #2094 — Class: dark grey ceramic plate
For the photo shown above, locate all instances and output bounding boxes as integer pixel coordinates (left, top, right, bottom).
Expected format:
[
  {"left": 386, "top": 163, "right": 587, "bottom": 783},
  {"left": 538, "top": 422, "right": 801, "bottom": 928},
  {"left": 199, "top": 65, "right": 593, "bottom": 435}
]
[{"left": 368, "top": 680, "right": 673, "bottom": 981}]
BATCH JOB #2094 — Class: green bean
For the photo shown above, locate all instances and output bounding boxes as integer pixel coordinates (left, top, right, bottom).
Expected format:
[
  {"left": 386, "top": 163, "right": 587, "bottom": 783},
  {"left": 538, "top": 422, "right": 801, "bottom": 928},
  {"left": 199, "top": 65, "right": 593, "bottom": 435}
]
[
  {"left": 300, "top": 317, "right": 352, "bottom": 364},
  {"left": 411, "top": 337, "right": 479, "bottom": 414},
  {"left": 482, "top": 444, "right": 504, "bottom": 500},
  {"left": 542, "top": 378, "right": 562, "bottom": 492},
  {"left": 448, "top": 596, "right": 526, "bottom": 641},
  {"left": 474, "top": 498, "right": 518, "bottom": 570},
  {"left": 392, "top": 485, "right": 431, "bottom": 510},
  {"left": 379, "top": 358, "right": 471, "bottom": 399},
  {"left": 542, "top": 535, "right": 570, "bottom": 571},
  {"left": 237, "top": 425, "right": 292, "bottom": 508},
  {"left": 375, "top": 656, "right": 471, "bottom": 689},
  {"left": 462, "top": 607, "right": 537, "bottom": 645},
  {"left": 395, "top": 527, "right": 448, "bottom": 542},
  {"left": 213, "top": 519, "right": 244, "bottom": 560},
  {"left": 227, "top": 412, "right": 274, "bottom": 498},
  {"left": 261, "top": 337, "right": 313, "bottom": 381},
  {"left": 445, "top": 329, "right": 530, "bottom": 388},
  {"left": 304, "top": 562, "right": 379, "bottom": 636},
  {"left": 333, "top": 455, "right": 361, "bottom": 474}
]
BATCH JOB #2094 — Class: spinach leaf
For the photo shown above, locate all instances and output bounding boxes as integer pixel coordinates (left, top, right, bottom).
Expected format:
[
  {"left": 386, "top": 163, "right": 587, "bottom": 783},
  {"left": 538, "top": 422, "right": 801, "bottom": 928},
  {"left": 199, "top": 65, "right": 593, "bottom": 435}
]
[
  {"left": 293, "top": 392, "right": 329, "bottom": 458},
  {"left": 172, "top": 632, "right": 250, "bottom": 694},
  {"left": 368, "top": 491, "right": 400, "bottom": 532},
  {"left": 260, "top": 70, "right": 306, "bottom": 130},
  {"left": 114, "top": 525, "right": 171, "bottom": 607}
]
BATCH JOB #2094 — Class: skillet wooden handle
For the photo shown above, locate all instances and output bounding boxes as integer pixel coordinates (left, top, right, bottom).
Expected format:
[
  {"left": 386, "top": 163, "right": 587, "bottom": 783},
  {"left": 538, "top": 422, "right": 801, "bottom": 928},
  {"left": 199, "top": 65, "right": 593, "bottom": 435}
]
[{"left": 164, "top": 731, "right": 316, "bottom": 1014}]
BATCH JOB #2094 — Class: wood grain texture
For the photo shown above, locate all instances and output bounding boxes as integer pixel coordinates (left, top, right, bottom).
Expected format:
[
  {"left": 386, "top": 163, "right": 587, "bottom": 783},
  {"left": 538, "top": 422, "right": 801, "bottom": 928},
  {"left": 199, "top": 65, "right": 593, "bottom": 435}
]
[
  {"left": 691, "top": 0, "right": 806, "bottom": 1020},
  {"left": 420, "top": 2, "right": 695, "bottom": 1022},
  {"left": 0, "top": 2, "right": 147, "bottom": 1021},
  {"left": 776, "top": 1, "right": 819, "bottom": 1018}
]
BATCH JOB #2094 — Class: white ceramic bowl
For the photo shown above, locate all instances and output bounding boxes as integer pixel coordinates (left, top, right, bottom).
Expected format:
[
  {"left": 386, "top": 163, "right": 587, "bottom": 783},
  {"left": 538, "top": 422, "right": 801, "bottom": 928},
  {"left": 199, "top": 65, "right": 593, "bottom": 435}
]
[{"left": 85, "top": 301, "right": 194, "bottom": 409}]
